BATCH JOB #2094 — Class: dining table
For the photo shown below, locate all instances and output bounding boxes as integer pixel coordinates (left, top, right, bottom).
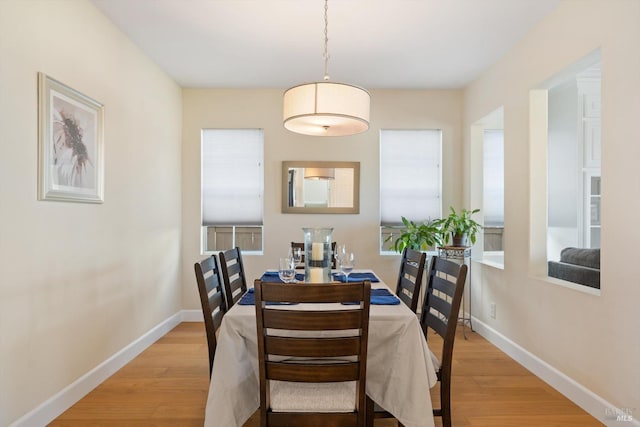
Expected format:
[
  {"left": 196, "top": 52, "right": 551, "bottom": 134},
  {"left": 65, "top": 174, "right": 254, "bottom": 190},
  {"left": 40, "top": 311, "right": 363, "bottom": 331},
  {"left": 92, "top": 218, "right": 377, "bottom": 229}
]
[{"left": 204, "top": 270, "right": 438, "bottom": 427}]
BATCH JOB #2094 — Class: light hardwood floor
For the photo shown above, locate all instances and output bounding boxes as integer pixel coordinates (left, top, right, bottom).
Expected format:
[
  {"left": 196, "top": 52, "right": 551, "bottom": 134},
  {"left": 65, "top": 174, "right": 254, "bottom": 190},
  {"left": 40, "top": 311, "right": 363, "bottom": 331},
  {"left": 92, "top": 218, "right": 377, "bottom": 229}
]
[{"left": 50, "top": 322, "right": 603, "bottom": 426}]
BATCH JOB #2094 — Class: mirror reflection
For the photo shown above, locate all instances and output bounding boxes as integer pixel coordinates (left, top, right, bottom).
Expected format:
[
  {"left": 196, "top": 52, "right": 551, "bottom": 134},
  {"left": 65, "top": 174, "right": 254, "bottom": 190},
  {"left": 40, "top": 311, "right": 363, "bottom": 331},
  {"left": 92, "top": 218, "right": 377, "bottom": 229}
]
[{"left": 282, "top": 161, "right": 360, "bottom": 214}]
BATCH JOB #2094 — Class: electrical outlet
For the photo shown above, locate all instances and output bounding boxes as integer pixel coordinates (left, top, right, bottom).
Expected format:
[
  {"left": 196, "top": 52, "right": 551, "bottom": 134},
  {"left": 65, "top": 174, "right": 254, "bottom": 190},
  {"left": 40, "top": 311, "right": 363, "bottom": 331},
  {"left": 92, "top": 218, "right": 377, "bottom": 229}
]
[{"left": 490, "top": 302, "right": 496, "bottom": 319}]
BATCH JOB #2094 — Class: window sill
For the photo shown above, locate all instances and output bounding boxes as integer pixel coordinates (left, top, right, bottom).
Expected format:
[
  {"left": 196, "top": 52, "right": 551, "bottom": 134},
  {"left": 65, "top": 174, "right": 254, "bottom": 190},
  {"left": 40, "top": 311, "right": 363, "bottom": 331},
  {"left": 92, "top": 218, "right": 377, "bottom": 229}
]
[
  {"left": 476, "top": 259, "right": 504, "bottom": 270},
  {"left": 532, "top": 274, "right": 601, "bottom": 296},
  {"left": 474, "top": 252, "right": 504, "bottom": 270},
  {"left": 380, "top": 250, "right": 438, "bottom": 257},
  {"left": 202, "top": 250, "right": 263, "bottom": 256}
]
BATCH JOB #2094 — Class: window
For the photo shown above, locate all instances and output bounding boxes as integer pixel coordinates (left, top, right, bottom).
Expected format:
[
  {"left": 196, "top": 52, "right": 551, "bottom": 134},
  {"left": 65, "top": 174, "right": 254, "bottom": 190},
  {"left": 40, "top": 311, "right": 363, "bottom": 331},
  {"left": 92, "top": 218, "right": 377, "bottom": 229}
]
[
  {"left": 483, "top": 129, "right": 504, "bottom": 252},
  {"left": 201, "top": 129, "right": 264, "bottom": 253},
  {"left": 380, "top": 129, "right": 442, "bottom": 253},
  {"left": 470, "top": 107, "right": 504, "bottom": 267}
]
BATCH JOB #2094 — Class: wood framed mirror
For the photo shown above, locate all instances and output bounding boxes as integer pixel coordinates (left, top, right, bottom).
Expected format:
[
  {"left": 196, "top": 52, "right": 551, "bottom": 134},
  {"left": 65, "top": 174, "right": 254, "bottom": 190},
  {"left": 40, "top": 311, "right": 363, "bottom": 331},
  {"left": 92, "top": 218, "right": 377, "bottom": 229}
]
[{"left": 282, "top": 161, "right": 360, "bottom": 214}]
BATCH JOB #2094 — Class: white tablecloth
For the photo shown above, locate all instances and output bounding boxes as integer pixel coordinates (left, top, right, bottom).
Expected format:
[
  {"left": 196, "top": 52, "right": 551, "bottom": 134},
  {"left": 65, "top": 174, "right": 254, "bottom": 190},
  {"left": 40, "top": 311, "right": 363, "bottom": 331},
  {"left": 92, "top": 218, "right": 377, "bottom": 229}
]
[{"left": 204, "top": 272, "right": 437, "bottom": 427}]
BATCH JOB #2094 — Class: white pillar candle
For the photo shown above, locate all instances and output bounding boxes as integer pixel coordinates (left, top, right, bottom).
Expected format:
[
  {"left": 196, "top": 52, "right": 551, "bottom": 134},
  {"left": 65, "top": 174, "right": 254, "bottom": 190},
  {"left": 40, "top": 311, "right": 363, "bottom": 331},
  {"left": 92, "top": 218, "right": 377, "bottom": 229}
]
[
  {"left": 311, "top": 242, "right": 323, "bottom": 261},
  {"left": 309, "top": 267, "right": 323, "bottom": 283}
]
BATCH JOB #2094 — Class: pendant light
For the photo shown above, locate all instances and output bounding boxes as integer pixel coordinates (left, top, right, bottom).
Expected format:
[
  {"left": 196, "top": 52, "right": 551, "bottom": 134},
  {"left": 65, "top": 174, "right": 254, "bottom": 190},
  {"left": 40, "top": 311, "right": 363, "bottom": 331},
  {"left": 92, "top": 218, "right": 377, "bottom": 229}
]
[{"left": 283, "top": 0, "right": 370, "bottom": 137}]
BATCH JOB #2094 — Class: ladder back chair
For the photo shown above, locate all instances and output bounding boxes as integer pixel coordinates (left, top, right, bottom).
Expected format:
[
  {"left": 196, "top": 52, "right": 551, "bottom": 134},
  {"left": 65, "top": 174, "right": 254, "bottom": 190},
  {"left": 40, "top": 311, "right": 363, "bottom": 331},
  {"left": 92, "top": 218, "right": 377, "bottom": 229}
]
[
  {"left": 254, "top": 280, "right": 371, "bottom": 427},
  {"left": 420, "top": 256, "right": 468, "bottom": 427},
  {"left": 194, "top": 254, "right": 227, "bottom": 377},
  {"left": 368, "top": 256, "right": 466, "bottom": 427},
  {"left": 290, "top": 241, "right": 338, "bottom": 269},
  {"left": 394, "top": 248, "right": 427, "bottom": 313},
  {"left": 219, "top": 246, "right": 248, "bottom": 308}
]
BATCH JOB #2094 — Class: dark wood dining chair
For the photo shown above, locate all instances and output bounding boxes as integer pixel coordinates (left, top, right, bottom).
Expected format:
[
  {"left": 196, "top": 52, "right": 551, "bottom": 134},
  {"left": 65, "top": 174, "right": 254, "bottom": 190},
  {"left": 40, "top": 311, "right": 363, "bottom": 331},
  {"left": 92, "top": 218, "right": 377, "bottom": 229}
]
[
  {"left": 368, "top": 256, "right": 467, "bottom": 427},
  {"left": 394, "top": 247, "right": 427, "bottom": 313},
  {"left": 421, "top": 257, "right": 467, "bottom": 427},
  {"left": 194, "top": 254, "right": 227, "bottom": 377},
  {"left": 291, "top": 241, "right": 338, "bottom": 269},
  {"left": 254, "top": 280, "right": 371, "bottom": 427},
  {"left": 219, "top": 246, "right": 247, "bottom": 308}
]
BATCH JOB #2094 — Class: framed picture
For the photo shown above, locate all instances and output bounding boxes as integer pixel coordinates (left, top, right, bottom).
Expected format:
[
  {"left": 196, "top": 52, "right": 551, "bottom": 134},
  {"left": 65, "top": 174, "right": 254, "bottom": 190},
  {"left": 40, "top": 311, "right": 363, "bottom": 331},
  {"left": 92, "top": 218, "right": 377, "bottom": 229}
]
[{"left": 38, "top": 72, "right": 104, "bottom": 203}]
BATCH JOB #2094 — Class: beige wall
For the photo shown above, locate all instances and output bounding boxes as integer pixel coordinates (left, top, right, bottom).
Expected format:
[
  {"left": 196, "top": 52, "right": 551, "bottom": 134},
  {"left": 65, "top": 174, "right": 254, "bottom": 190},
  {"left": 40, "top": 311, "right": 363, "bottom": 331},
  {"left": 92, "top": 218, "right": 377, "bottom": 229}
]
[
  {"left": 181, "top": 89, "right": 463, "bottom": 309},
  {"left": 464, "top": 0, "right": 640, "bottom": 415},
  {"left": 5, "top": 0, "right": 635, "bottom": 423},
  {"left": 0, "top": 1, "right": 182, "bottom": 424}
]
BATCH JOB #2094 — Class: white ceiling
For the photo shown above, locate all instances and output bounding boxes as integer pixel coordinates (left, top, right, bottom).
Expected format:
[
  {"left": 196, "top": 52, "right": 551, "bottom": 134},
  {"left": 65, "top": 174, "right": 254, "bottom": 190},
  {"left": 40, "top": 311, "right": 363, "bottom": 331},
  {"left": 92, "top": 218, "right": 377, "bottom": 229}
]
[{"left": 90, "top": 0, "right": 561, "bottom": 89}]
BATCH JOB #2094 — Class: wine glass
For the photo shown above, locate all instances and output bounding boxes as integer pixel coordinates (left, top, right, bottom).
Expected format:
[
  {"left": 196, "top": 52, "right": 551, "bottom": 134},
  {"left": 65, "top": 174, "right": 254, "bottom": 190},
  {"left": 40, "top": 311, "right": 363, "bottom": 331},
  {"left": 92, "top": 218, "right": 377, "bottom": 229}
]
[
  {"left": 340, "top": 252, "right": 355, "bottom": 283},
  {"left": 279, "top": 257, "right": 296, "bottom": 283},
  {"left": 292, "top": 247, "right": 303, "bottom": 267},
  {"left": 335, "top": 244, "right": 347, "bottom": 267}
]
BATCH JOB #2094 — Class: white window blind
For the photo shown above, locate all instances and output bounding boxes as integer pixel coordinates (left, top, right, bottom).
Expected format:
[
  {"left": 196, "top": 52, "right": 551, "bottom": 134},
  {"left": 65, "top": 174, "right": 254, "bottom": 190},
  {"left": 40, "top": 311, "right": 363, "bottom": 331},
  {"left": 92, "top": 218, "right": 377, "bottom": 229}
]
[
  {"left": 380, "top": 130, "right": 441, "bottom": 226},
  {"left": 483, "top": 130, "right": 504, "bottom": 226},
  {"left": 202, "top": 129, "right": 264, "bottom": 226}
]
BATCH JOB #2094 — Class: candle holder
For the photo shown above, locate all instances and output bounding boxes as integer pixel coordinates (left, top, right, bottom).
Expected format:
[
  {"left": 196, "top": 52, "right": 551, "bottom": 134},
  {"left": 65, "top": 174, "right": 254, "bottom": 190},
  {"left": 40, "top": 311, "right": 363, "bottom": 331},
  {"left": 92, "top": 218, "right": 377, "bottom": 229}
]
[{"left": 302, "top": 227, "right": 333, "bottom": 283}]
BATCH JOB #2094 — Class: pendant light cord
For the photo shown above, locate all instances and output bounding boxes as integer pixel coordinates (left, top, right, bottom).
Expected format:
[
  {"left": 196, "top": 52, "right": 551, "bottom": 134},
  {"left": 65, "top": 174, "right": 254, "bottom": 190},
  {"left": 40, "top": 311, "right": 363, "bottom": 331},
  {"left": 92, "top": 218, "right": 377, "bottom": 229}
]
[{"left": 323, "top": 0, "right": 330, "bottom": 81}]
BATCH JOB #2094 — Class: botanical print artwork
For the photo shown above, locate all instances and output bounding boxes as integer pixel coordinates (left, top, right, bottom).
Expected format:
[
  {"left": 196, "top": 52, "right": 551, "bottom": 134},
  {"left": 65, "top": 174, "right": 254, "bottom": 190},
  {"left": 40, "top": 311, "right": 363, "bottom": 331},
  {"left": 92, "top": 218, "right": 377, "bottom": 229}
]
[
  {"left": 38, "top": 73, "right": 103, "bottom": 203},
  {"left": 51, "top": 92, "right": 96, "bottom": 189}
]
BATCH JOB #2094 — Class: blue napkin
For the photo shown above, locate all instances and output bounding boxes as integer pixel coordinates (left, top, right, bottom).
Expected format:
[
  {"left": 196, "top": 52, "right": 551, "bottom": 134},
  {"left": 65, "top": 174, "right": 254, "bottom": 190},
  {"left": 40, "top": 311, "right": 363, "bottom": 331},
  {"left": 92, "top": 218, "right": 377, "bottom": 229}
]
[
  {"left": 238, "top": 288, "right": 299, "bottom": 306},
  {"left": 259, "top": 272, "right": 305, "bottom": 283},
  {"left": 342, "top": 288, "right": 400, "bottom": 305},
  {"left": 333, "top": 272, "right": 380, "bottom": 283}
]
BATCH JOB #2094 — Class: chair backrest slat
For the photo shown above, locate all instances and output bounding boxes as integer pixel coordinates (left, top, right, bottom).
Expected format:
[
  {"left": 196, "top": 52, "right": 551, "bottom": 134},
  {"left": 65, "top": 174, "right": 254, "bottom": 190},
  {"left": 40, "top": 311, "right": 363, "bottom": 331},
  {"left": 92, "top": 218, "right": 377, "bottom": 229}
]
[
  {"left": 265, "top": 336, "right": 361, "bottom": 358},
  {"left": 397, "top": 289, "right": 414, "bottom": 308},
  {"left": 431, "top": 275, "right": 456, "bottom": 298},
  {"left": 266, "top": 361, "right": 361, "bottom": 382},
  {"left": 435, "top": 256, "right": 463, "bottom": 276},
  {"left": 208, "top": 291, "right": 224, "bottom": 313},
  {"left": 395, "top": 248, "right": 427, "bottom": 313},
  {"left": 261, "top": 282, "right": 364, "bottom": 303},
  {"left": 403, "top": 261, "right": 422, "bottom": 279},
  {"left": 194, "top": 254, "right": 227, "bottom": 377},
  {"left": 399, "top": 276, "right": 417, "bottom": 294},
  {"left": 212, "top": 307, "right": 225, "bottom": 331},
  {"left": 425, "top": 311, "right": 448, "bottom": 338},
  {"left": 225, "top": 261, "right": 242, "bottom": 279},
  {"left": 264, "top": 310, "right": 362, "bottom": 330},
  {"left": 428, "top": 291, "right": 453, "bottom": 319}
]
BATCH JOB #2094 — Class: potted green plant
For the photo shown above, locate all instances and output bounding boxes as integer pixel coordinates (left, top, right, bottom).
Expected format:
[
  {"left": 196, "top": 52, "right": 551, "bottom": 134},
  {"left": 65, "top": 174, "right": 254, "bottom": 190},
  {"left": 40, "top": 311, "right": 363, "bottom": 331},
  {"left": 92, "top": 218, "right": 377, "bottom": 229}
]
[
  {"left": 437, "top": 207, "right": 482, "bottom": 247},
  {"left": 386, "top": 216, "right": 443, "bottom": 253}
]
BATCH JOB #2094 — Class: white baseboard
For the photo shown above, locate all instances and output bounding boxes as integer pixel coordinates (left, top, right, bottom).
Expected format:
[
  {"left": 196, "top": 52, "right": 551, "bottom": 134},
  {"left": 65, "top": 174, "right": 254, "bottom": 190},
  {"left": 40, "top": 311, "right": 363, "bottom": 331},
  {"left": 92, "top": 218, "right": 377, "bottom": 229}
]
[
  {"left": 13, "top": 312, "right": 637, "bottom": 427},
  {"left": 471, "top": 316, "right": 640, "bottom": 427},
  {"left": 9, "top": 311, "right": 189, "bottom": 427},
  {"left": 181, "top": 309, "right": 204, "bottom": 322}
]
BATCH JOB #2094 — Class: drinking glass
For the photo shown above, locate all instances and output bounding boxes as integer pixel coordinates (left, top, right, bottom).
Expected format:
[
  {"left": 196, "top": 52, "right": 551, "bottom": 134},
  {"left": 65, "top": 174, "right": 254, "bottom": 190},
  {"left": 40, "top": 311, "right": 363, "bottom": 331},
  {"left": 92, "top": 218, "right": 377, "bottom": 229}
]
[
  {"left": 279, "top": 257, "right": 296, "bottom": 283},
  {"left": 340, "top": 252, "right": 355, "bottom": 283},
  {"left": 292, "top": 247, "right": 303, "bottom": 267},
  {"left": 335, "top": 244, "right": 347, "bottom": 266}
]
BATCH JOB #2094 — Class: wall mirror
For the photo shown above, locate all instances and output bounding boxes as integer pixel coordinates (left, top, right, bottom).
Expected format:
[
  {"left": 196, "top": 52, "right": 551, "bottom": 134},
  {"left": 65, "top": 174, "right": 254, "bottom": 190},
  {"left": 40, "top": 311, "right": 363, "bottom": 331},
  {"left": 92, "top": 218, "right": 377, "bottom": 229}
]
[{"left": 282, "top": 161, "right": 360, "bottom": 214}]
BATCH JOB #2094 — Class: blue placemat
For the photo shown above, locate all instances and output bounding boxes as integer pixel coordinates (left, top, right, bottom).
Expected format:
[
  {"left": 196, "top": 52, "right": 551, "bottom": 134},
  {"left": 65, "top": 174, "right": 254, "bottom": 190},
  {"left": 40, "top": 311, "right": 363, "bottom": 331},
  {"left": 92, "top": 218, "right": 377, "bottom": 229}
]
[
  {"left": 259, "top": 272, "right": 305, "bottom": 283},
  {"left": 237, "top": 288, "right": 299, "bottom": 306},
  {"left": 332, "top": 272, "right": 380, "bottom": 283},
  {"left": 342, "top": 288, "right": 400, "bottom": 305}
]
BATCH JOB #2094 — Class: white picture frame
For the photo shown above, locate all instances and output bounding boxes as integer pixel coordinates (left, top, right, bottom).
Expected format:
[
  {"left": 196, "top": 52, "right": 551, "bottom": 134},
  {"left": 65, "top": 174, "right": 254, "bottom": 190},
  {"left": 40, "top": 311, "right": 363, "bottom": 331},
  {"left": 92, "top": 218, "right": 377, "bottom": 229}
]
[{"left": 38, "top": 72, "right": 104, "bottom": 203}]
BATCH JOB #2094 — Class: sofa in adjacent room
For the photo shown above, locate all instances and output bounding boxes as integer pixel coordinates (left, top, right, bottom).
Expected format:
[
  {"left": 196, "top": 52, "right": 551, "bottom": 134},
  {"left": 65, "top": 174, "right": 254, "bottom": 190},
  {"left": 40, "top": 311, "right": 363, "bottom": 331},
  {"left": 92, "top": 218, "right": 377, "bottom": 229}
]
[{"left": 548, "top": 247, "right": 600, "bottom": 289}]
